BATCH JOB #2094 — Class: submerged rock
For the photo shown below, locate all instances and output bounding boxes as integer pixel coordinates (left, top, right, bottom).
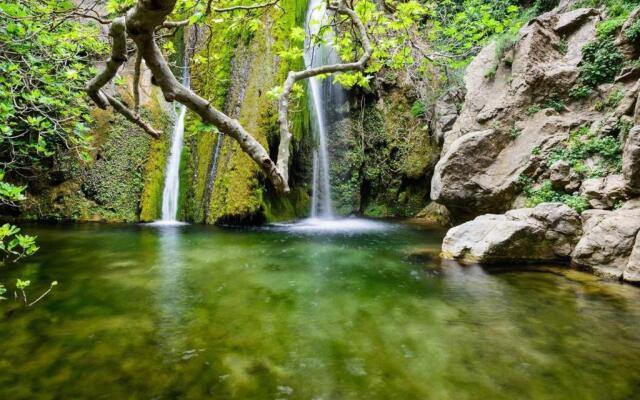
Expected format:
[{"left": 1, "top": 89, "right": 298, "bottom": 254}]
[
  {"left": 572, "top": 208, "right": 640, "bottom": 281},
  {"left": 441, "top": 203, "right": 582, "bottom": 264}
]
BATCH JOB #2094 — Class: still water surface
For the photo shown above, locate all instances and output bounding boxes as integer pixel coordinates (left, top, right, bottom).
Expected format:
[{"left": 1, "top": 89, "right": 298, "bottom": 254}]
[{"left": 1, "top": 221, "right": 640, "bottom": 399}]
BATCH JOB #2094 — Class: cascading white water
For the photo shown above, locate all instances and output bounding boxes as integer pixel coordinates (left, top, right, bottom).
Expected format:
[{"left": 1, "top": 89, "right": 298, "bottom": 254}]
[
  {"left": 269, "top": 2, "right": 390, "bottom": 233},
  {"left": 159, "top": 61, "right": 190, "bottom": 223},
  {"left": 305, "top": 0, "right": 343, "bottom": 219}
]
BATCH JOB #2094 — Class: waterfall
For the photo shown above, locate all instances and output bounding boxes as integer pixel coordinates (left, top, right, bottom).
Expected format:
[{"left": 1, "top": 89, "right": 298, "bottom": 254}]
[
  {"left": 159, "top": 57, "right": 190, "bottom": 222},
  {"left": 305, "top": 0, "right": 344, "bottom": 220}
]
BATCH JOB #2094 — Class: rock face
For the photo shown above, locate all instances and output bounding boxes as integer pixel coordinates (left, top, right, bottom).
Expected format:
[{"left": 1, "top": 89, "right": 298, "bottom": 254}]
[
  {"left": 579, "top": 175, "right": 627, "bottom": 209},
  {"left": 623, "top": 125, "right": 640, "bottom": 194},
  {"left": 623, "top": 234, "right": 640, "bottom": 283},
  {"left": 431, "top": 7, "right": 603, "bottom": 217},
  {"left": 441, "top": 203, "right": 582, "bottom": 263},
  {"left": 430, "top": 5, "right": 640, "bottom": 221},
  {"left": 434, "top": 4, "right": 640, "bottom": 282},
  {"left": 572, "top": 208, "right": 640, "bottom": 280}
]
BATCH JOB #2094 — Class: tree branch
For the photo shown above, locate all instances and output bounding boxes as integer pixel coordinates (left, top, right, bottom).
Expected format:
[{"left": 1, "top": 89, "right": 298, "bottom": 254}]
[
  {"left": 85, "top": 0, "right": 371, "bottom": 194},
  {"left": 133, "top": 51, "right": 142, "bottom": 115},
  {"left": 105, "top": 93, "right": 161, "bottom": 138},
  {"left": 84, "top": 17, "right": 127, "bottom": 109},
  {"left": 162, "top": 0, "right": 280, "bottom": 29},
  {"left": 276, "top": 0, "right": 372, "bottom": 184}
]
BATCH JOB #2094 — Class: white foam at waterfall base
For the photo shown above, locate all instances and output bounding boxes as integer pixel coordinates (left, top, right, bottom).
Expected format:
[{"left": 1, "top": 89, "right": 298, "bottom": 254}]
[{"left": 274, "top": 217, "right": 392, "bottom": 234}]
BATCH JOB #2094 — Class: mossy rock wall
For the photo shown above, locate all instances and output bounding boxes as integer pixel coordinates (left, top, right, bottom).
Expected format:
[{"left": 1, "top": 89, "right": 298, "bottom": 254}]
[
  {"left": 20, "top": 80, "right": 172, "bottom": 223},
  {"left": 329, "top": 88, "right": 440, "bottom": 218},
  {"left": 181, "top": 0, "right": 312, "bottom": 225}
]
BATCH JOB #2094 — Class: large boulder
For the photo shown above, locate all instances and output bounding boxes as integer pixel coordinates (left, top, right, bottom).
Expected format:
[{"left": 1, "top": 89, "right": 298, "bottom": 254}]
[
  {"left": 579, "top": 175, "right": 627, "bottom": 209},
  {"left": 623, "top": 125, "right": 640, "bottom": 194},
  {"left": 441, "top": 203, "right": 582, "bottom": 264},
  {"left": 572, "top": 208, "right": 640, "bottom": 280}
]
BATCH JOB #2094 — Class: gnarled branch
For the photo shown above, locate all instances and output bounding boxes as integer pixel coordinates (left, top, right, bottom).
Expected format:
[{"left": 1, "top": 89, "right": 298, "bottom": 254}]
[{"left": 85, "top": 0, "right": 371, "bottom": 194}]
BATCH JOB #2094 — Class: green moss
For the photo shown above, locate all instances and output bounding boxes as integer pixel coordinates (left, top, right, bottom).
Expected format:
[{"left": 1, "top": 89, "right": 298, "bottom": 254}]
[
  {"left": 21, "top": 89, "right": 170, "bottom": 223},
  {"left": 182, "top": 0, "right": 312, "bottom": 225},
  {"left": 330, "top": 91, "right": 440, "bottom": 218},
  {"left": 139, "top": 129, "right": 169, "bottom": 222}
]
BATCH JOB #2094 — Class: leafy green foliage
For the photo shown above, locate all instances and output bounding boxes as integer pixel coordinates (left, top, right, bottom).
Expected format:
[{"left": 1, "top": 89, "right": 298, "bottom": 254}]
[
  {"left": 0, "top": 1, "right": 105, "bottom": 175},
  {"left": 0, "top": 223, "right": 38, "bottom": 262},
  {"left": 427, "top": 0, "right": 523, "bottom": 69},
  {"left": 625, "top": 19, "right": 640, "bottom": 41},
  {"left": 577, "top": 38, "right": 623, "bottom": 87},
  {"left": 519, "top": 178, "right": 589, "bottom": 213},
  {"left": 542, "top": 93, "right": 565, "bottom": 112},
  {"left": 569, "top": 85, "right": 593, "bottom": 100},
  {"left": 301, "top": 0, "right": 528, "bottom": 89},
  {"left": 410, "top": 101, "right": 426, "bottom": 118},
  {"left": 527, "top": 104, "right": 541, "bottom": 115},
  {"left": 0, "top": 0, "right": 103, "bottom": 303},
  {"left": 596, "top": 17, "right": 627, "bottom": 38},
  {"left": 533, "top": 0, "right": 560, "bottom": 13},
  {"left": 546, "top": 126, "right": 622, "bottom": 176}
]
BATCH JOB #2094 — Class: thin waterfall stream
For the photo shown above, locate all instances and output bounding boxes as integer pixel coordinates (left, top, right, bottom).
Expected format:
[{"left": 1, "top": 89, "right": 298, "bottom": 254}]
[
  {"left": 158, "top": 54, "right": 190, "bottom": 224},
  {"left": 280, "top": 0, "right": 386, "bottom": 232}
]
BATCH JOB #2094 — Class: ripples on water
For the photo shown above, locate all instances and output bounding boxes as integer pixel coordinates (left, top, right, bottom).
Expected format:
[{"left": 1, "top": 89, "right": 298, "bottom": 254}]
[{"left": 1, "top": 222, "right": 640, "bottom": 399}]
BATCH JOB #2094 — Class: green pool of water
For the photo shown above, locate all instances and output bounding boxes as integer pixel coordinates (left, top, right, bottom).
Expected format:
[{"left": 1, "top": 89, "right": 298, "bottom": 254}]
[{"left": 1, "top": 221, "right": 640, "bottom": 399}]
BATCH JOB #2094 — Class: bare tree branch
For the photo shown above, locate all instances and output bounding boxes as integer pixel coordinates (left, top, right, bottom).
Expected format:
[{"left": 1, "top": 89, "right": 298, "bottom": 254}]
[
  {"left": 276, "top": 0, "right": 372, "bottom": 184},
  {"left": 105, "top": 93, "right": 161, "bottom": 138},
  {"left": 133, "top": 51, "right": 142, "bottom": 115},
  {"left": 85, "top": 17, "right": 127, "bottom": 109}
]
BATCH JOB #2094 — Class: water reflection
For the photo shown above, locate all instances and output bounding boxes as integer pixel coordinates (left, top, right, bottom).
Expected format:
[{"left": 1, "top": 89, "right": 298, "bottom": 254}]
[
  {"left": 0, "top": 223, "right": 639, "bottom": 399},
  {"left": 154, "top": 225, "right": 190, "bottom": 357}
]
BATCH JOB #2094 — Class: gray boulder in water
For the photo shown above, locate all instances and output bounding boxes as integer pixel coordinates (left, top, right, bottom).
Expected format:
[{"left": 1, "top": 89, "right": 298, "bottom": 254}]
[
  {"left": 441, "top": 203, "right": 582, "bottom": 264},
  {"left": 572, "top": 207, "right": 640, "bottom": 281}
]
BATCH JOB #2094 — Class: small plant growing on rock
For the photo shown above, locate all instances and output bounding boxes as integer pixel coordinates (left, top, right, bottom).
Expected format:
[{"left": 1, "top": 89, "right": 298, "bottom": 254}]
[
  {"left": 604, "top": 87, "right": 624, "bottom": 108},
  {"left": 545, "top": 126, "right": 622, "bottom": 176},
  {"left": 625, "top": 19, "right": 640, "bottom": 41},
  {"left": 410, "top": 101, "right": 426, "bottom": 118},
  {"left": 527, "top": 105, "right": 541, "bottom": 115},
  {"left": 520, "top": 179, "right": 589, "bottom": 213},
  {"left": 569, "top": 85, "right": 592, "bottom": 99},
  {"left": 543, "top": 93, "right": 565, "bottom": 112},
  {"left": 554, "top": 39, "right": 568, "bottom": 55},
  {"left": 579, "top": 38, "right": 624, "bottom": 87}
]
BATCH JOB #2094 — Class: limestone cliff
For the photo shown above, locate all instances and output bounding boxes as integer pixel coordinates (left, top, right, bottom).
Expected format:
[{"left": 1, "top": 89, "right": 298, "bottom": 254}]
[{"left": 437, "top": 2, "right": 640, "bottom": 283}]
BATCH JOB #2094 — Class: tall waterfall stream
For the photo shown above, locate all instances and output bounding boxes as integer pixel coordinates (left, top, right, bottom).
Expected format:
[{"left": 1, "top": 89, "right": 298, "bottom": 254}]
[
  {"left": 158, "top": 53, "right": 190, "bottom": 223},
  {"left": 305, "top": 0, "right": 343, "bottom": 220}
]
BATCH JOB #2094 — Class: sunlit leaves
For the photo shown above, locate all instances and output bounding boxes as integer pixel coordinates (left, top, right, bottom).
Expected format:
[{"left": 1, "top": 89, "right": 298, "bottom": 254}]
[
  {"left": 0, "top": 223, "right": 38, "bottom": 262},
  {"left": 334, "top": 71, "right": 371, "bottom": 89}
]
